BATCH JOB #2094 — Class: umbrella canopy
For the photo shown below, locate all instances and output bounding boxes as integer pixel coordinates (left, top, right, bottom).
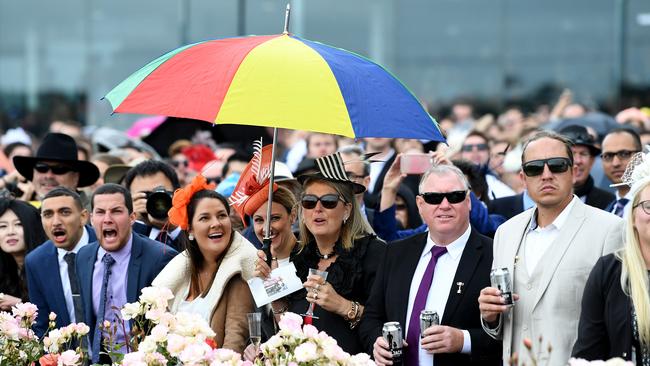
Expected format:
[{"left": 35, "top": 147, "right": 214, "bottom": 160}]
[
  {"left": 104, "top": 33, "right": 444, "bottom": 142},
  {"left": 141, "top": 117, "right": 271, "bottom": 157}
]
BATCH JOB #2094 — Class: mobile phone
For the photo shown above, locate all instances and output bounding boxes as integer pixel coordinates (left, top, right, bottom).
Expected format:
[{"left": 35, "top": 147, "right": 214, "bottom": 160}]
[{"left": 400, "top": 153, "right": 433, "bottom": 175}]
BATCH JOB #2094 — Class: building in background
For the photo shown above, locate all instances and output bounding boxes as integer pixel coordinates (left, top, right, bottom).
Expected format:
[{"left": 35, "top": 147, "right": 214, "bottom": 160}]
[{"left": 0, "top": 0, "right": 649, "bottom": 133}]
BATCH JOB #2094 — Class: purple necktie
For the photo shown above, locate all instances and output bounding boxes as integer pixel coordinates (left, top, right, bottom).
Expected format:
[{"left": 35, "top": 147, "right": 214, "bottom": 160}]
[{"left": 405, "top": 245, "right": 447, "bottom": 366}]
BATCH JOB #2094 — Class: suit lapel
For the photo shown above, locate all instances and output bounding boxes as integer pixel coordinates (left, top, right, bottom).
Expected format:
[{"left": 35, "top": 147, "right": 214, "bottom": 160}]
[
  {"left": 532, "top": 200, "right": 586, "bottom": 309},
  {"left": 44, "top": 243, "right": 71, "bottom": 325},
  {"left": 396, "top": 233, "right": 428, "bottom": 327},
  {"left": 441, "top": 230, "right": 482, "bottom": 324},
  {"left": 127, "top": 235, "right": 143, "bottom": 303},
  {"left": 78, "top": 243, "right": 99, "bottom": 328}
]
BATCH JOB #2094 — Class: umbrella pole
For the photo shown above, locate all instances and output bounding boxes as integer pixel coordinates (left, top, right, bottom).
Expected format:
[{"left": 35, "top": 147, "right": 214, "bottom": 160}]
[
  {"left": 283, "top": 3, "right": 291, "bottom": 34},
  {"left": 262, "top": 127, "right": 279, "bottom": 267},
  {"left": 262, "top": 4, "right": 290, "bottom": 266}
]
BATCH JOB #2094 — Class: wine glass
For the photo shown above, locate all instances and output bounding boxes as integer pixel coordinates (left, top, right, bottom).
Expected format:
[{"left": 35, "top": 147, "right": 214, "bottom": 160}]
[
  {"left": 247, "top": 312, "right": 262, "bottom": 356},
  {"left": 301, "top": 268, "right": 329, "bottom": 321}
]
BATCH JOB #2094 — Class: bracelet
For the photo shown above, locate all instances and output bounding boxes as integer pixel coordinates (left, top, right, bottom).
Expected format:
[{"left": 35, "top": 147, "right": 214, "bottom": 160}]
[{"left": 345, "top": 301, "right": 361, "bottom": 329}]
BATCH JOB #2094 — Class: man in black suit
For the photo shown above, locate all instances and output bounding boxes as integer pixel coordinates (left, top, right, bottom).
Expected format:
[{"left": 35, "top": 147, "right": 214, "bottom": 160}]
[
  {"left": 558, "top": 125, "right": 615, "bottom": 210},
  {"left": 359, "top": 164, "right": 500, "bottom": 366}
]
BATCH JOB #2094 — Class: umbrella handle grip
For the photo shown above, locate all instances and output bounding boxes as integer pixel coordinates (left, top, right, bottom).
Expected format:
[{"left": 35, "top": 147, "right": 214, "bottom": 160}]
[{"left": 262, "top": 238, "right": 273, "bottom": 267}]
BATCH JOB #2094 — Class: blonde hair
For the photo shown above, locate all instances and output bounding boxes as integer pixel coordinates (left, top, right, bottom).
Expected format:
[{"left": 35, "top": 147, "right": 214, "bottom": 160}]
[
  {"left": 619, "top": 180, "right": 650, "bottom": 346},
  {"left": 298, "top": 178, "right": 373, "bottom": 251}
]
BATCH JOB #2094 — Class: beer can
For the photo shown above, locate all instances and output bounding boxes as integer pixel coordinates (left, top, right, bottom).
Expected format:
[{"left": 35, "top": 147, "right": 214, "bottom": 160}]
[
  {"left": 419, "top": 310, "right": 439, "bottom": 337},
  {"left": 490, "top": 267, "right": 514, "bottom": 306},
  {"left": 382, "top": 322, "right": 403, "bottom": 365}
]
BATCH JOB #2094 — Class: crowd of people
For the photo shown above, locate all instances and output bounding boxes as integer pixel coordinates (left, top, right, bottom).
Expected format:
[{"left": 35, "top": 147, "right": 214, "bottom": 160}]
[{"left": 0, "top": 97, "right": 650, "bottom": 365}]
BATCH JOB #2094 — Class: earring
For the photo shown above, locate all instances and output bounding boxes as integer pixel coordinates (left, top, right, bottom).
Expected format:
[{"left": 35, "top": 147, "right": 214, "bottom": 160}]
[
  {"left": 343, "top": 216, "right": 349, "bottom": 224},
  {"left": 188, "top": 233, "right": 194, "bottom": 241}
]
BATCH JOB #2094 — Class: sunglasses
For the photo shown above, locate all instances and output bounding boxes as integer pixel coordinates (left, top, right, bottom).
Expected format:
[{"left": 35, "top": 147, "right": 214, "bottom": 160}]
[
  {"left": 419, "top": 190, "right": 467, "bottom": 205},
  {"left": 301, "top": 194, "right": 345, "bottom": 209},
  {"left": 171, "top": 160, "right": 189, "bottom": 168},
  {"left": 461, "top": 143, "right": 489, "bottom": 152},
  {"left": 634, "top": 200, "right": 650, "bottom": 215},
  {"left": 521, "top": 157, "right": 572, "bottom": 177},
  {"left": 600, "top": 150, "right": 639, "bottom": 162},
  {"left": 34, "top": 163, "right": 74, "bottom": 175}
]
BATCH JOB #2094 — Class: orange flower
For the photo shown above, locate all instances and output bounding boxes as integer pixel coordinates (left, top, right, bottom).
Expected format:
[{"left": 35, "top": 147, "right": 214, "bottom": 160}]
[
  {"left": 38, "top": 354, "right": 59, "bottom": 366},
  {"left": 168, "top": 174, "right": 216, "bottom": 230}
]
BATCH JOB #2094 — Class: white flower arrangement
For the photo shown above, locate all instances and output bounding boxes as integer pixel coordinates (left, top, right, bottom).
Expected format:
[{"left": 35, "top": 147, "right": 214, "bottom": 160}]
[
  {"left": 257, "top": 312, "right": 374, "bottom": 366},
  {"left": 0, "top": 303, "right": 41, "bottom": 366},
  {"left": 1, "top": 288, "right": 373, "bottom": 366}
]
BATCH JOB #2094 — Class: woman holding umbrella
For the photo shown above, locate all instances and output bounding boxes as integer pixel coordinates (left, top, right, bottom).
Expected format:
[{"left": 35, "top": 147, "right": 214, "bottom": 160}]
[
  {"left": 228, "top": 142, "right": 300, "bottom": 355},
  {"left": 255, "top": 152, "right": 386, "bottom": 354}
]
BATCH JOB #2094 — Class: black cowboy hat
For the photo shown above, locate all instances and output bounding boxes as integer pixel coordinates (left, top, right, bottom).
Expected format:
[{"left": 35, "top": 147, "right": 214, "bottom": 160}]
[
  {"left": 297, "top": 152, "right": 366, "bottom": 194},
  {"left": 13, "top": 133, "right": 100, "bottom": 187},
  {"left": 558, "top": 124, "right": 601, "bottom": 156}
]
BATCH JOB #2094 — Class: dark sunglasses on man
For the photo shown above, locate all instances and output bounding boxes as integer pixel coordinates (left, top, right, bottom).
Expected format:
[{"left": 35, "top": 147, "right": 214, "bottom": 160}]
[
  {"left": 34, "top": 162, "right": 74, "bottom": 175},
  {"left": 419, "top": 190, "right": 468, "bottom": 205},
  {"left": 600, "top": 150, "right": 639, "bottom": 163},
  {"left": 521, "top": 157, "right": 572, "bottom": 177},
  {"left": 301, "top": 193, "right": 347, "bottom": 210},
  {"left": 461, "top": 143, "right": 489, "bottom": 152}
]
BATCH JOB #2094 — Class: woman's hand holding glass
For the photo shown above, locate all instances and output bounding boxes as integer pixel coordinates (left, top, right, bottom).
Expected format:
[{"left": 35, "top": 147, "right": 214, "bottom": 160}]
[{"left": 303, "top": 272, "right": 347, "bottom": 317}]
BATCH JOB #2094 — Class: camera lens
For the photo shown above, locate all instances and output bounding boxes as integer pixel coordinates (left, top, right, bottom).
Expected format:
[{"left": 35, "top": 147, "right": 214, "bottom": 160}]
[{"left": 146, "top": 190, "right": 173, "bottom": 220}]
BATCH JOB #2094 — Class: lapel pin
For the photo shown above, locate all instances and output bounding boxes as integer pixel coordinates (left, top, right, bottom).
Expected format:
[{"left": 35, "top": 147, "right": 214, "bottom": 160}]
[{"left": 456, "top": 282, "right": 464, "bottom": 294}]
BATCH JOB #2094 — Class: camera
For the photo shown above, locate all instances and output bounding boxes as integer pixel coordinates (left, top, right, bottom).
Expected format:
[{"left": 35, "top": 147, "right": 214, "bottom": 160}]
[
  {"left": 145, "top": 186, "right": 173, "bottom": 220},
  {"left": 3, "top": 180, "right": 24, "bottom": 198}
]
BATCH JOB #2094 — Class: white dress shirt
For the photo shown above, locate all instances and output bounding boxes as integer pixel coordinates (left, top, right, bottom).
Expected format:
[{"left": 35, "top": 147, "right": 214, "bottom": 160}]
[
  {"left": 56, "top": 228, "right": 90, "bottom": 323},
  {"left": 405, "top": 225, "right": 472, "bottom": 365},
  {"left": 524, "top": 196, "right": 577, "bottom": 274},
  {"left": 149, "top": 225, "right": 182, "bottom": 241}
]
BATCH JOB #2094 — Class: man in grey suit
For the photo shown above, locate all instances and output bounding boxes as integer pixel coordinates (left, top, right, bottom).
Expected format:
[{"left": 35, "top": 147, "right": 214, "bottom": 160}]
[{"left": 478, "top": 131, "right": 624, "bottom": 365}]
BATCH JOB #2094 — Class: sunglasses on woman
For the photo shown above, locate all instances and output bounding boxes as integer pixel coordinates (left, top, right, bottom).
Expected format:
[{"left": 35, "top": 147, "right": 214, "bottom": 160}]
[
  {"left": 301, "top": 194, "right": 346, "bottom": 209},
  {"left": 521, "top": 157, "right": 572, "bottom": 177},
  {"left": 419, "top": 190, "right": 467, "bottom": 205},
  {"left": 34, "top": 162, "right": 74, "bottom": 175}
]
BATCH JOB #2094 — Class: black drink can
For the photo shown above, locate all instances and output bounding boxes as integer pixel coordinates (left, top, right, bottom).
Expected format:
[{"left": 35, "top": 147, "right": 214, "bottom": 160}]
[
  {"left": 490, "top": 267, "right": 514, "bottom": 306},
  {"left": 382, "top": 322, "right": 403, "bottom": 365}
]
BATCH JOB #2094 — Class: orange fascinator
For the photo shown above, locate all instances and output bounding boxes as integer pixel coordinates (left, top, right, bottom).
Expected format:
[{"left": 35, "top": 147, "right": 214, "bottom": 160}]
[
  {"left": 168, "top": 174, "right": 216, "bottom": 230},
  {"left": 228, "top": 139, "right": 277, "bottom": 226}
]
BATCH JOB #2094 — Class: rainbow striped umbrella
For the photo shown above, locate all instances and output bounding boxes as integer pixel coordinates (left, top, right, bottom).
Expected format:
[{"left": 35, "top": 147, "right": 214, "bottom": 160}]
[{"left": 104, "top": 33, "right": 444, "bottom": 142}]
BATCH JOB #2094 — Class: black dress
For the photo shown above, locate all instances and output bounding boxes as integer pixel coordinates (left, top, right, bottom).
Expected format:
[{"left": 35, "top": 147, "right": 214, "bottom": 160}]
[
  {"left": 286, "top": 234, "right": 386, "bottom": 354},
  {"left": 572, "top": 253, "right": 649, "bottom": 363}
]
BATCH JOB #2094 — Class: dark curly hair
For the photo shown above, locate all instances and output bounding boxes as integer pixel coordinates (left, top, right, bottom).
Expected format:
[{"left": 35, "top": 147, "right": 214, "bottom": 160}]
[{"left": 176, "top": 190, "right": 232, "bottom": 299}]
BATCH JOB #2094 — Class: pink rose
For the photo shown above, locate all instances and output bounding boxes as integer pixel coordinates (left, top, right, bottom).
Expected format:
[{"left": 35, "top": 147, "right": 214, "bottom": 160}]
[{"left": 278, "top": 312, "right": 303, "bottom": 332}]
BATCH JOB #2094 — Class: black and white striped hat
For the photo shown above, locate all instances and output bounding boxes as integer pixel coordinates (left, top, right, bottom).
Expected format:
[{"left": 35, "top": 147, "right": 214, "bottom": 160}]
[{"left": 297, "top": 152, "right": 366, "bottom": 194}]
